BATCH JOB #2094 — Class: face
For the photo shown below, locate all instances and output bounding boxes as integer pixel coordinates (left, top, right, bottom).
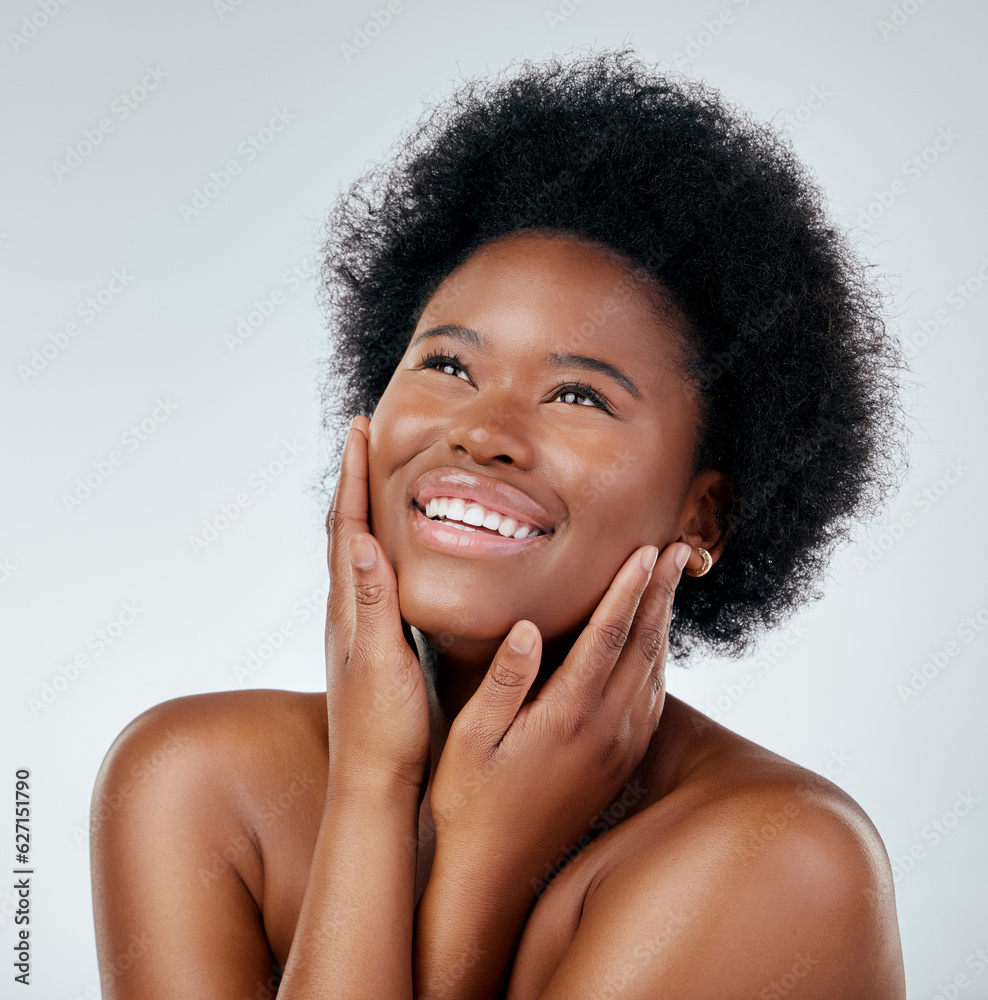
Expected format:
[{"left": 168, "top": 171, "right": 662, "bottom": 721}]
[{"left": 366, "top": 230, "right": 715, "bottom": 667}]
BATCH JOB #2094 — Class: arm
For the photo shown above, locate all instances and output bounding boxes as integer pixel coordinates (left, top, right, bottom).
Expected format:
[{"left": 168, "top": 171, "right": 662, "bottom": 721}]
[
  {"left": 90, "top": 698, "right": 423, "bottom": 1000},
  {"left": 414, "top": 844, "right": 537, "bottom": 1000},
  {"left": 276, "top": 777, "right": 420, "bottom": 998},
  {"left": 92, "top": 415, "right": 431, "bottom": 998},
  {"left": 90, "top": 698, "right": 283, "bottom": 999},
  {"left": 275, "top": 413, "right": 430, "bottom": 997}
]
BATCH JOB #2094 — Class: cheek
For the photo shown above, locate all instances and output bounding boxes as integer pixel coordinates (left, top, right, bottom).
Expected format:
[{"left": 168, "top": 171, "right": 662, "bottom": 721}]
[
  {"left": 370, "top": 379, "right": 439, "bottom": 456},
  {"left": 364, "top": 390, "right": 437, "bottom": 544},
  {"left": 570, "top": 469, "right": 681, "bottom": 557},
  {"left": 364, "top": 404, "right": 401, "bottom": 542}
]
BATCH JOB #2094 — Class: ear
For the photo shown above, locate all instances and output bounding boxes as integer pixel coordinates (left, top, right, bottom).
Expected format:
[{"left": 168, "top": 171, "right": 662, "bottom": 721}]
[{"left": 677, "top": 468, "right": 731, "bottom": 568}]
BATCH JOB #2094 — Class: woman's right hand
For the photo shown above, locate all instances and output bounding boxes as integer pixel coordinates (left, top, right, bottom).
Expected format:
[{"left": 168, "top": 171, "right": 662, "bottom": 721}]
[{"left": 323, "top": 415, "right": 431, "bottom": 796}]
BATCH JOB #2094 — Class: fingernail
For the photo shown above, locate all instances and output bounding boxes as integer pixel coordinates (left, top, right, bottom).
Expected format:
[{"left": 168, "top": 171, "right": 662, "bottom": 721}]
[
  {"left": 674, "top": 545, "right": 691, "bottom": 572},
  {"left": 348, "top": 535, "right": 377, "bottom": 570},
  {"left": 640, "top": 546, "right": 659, "bottom": 573},
  {"left": 508, "top": 621, "right": 536, "bottom": 655}
]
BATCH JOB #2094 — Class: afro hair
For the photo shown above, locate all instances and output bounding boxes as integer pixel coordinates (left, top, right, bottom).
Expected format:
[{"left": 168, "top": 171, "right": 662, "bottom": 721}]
[{"left": 315, "top": 46, "right": 908, "bottom": 660}]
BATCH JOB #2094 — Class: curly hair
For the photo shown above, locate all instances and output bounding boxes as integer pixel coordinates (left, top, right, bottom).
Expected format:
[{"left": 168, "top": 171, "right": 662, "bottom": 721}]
[{"left": 314, "top": 46, "right": 908, "bottom": 661}]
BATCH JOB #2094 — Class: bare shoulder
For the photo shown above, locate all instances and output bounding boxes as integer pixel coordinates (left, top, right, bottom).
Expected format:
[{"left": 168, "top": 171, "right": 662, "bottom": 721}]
[
  {"left": 652, "top": 708, "right": 894, "bottom": 889},
  {"left": 600, "top": 706, "right": 904, "bottom": 996},
  {"left": 93, "top": 686, "right": 330, "bottom": 888},
  {"left": 90, "top": 689, "right": 328, "bottom": 998},
  {"left": 512, "top": 700, "right": 907, "bottom": 1000},
  {"left": 97, "top": 687, "right": 327, "bottom": 775},
  {"left": 97, "top": 690, "right": 300, "bottom": 814}
]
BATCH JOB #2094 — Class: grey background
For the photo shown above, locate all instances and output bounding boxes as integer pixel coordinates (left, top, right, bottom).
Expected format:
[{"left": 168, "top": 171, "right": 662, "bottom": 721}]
[{"left": 1, "top": 0, "right": 985, "bottom": 996}]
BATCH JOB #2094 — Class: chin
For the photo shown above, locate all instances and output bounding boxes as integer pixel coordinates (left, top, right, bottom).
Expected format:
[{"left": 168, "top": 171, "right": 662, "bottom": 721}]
[{"left": 399, "top": 599, "right": 506, "bottom": 646}]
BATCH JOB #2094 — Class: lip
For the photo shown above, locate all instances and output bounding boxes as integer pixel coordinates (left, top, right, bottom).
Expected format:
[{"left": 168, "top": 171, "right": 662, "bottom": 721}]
[
  {"left": 411, "top": 504, "right": 551, "bottom": 557},
  {"left": 411, "top": 467, "right": 557, "bottom": 535}
]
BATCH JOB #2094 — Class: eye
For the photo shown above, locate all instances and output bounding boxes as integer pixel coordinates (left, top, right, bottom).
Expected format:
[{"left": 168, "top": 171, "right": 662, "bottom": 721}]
[
  {"left": 553, "top": 381, "right": 611, "bottom": 411},
  {"left": 420, "top": 348, "right": 471, "bottom": 382},
  {"left": 419, "top": 348, "right": 613, "bottom": 412}
]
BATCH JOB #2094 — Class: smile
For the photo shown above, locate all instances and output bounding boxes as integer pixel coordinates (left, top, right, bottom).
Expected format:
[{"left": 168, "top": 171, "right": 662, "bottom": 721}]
[
  {"left": 422, "top": 495, "right": 546, "bottom": 538},
  {"left": 411, "top": 501, "right": 552, "bottom": 557}
]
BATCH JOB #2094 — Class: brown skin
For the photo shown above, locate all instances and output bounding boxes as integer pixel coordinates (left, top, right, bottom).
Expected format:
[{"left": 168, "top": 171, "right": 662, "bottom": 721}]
[{"left": 90, "top": 232, "right": 907, "bottom": 998}]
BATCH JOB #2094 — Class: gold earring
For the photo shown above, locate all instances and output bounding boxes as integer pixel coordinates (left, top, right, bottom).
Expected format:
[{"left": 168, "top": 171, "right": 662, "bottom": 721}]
[{"left": 685, "top": 546, "right": 713, "bottom": 577}]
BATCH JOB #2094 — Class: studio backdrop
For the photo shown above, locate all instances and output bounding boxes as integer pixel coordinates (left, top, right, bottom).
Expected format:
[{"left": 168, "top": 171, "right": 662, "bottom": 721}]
[{"left": 1, "top": 0, "right": 985, "bottom": 997}]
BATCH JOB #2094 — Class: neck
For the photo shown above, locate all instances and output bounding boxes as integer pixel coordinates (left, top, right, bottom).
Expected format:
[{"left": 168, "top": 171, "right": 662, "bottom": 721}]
[
  {"left": 406, "top": 626, "right": 711, "bottom": 888},
  {"left": 409, "top": 623, "right": 584, "bottom": 777}
]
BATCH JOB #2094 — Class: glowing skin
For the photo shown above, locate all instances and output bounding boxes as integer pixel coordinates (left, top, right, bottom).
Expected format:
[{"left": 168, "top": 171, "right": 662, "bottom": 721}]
[
  {"left": 366, "top": 230, "right": 726, "bottom": 717},
  {"left": 89, "top": 230, "right": 905, "bottom": 1000}
]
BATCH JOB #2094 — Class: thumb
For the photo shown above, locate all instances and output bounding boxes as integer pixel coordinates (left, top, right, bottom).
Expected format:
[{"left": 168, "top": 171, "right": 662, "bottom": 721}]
[
  {"left": 460, "top": 621, "right": 542, "bottom": 747},
  {"left": 346, "top": 533, "right": 402, "bottom": 664}
]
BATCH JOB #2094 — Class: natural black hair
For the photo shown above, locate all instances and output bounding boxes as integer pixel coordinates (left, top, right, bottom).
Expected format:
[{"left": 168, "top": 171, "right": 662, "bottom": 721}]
[{"left": 314, "top": 46, "right": 907, "bottom": 660}]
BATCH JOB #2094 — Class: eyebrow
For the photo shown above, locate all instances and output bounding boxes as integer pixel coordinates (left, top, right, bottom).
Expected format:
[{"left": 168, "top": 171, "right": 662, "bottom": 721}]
[{"left": 409, "top": 324, "right": 643, "bottom": 401}]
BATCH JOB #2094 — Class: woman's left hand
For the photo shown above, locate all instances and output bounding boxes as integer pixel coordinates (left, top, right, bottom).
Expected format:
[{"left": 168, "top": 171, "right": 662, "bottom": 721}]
[{"left": 427, "top": 539, "right": 691, "bottom": 890}]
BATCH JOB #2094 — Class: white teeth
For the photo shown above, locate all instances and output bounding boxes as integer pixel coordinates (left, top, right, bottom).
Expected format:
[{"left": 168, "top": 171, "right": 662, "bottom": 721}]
[
  {"left": 495, "top": 516, "right": 518, "bottom": 536},
  {"left": 425, "top": 497, "right": 449, "bottom": 519},
  {"left": 421, "top": 495, "right": 545, "bottom": 539},
  {"left": 463, "top": 503, "right": 487, "bottom": 526}
]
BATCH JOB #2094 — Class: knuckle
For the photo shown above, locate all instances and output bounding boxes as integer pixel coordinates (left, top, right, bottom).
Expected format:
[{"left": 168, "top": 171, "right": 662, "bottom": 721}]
[
  {"left": 639, "top": 591, "right": 674, "bottom": 635},
  {"left": 561, "top": 712, "right": 590, "bottom": 744},
  {"left": 448, "top": 714, "right": 480, "bottom": 753},
  {"left": 555, "top": 692, "right": 598, "bottom": 743},
  {"left": 352, "top": 580, "right": 388, "bottom": 607},
  {"left": 659, "top": 575, "right": 680, "bottom": 607},
  {"left": 383, "top": 674, "right": 417, "bottom": 710},
  {"left": 635, "top": 623, "right": 666, "bottom": 663},
  {"left": 650, "top": 667, "right": 666, "bottom": 700},
  {"left": 489, "top": 662, "right": 529, "bottom": 692},
  {"left": 594, "top": 619, "right": 631, "bottom": 655},
  {"left": 596, "top": 729, "right": 624, "bottom": 765},
  {"left": 446, "top": 714, "right": 476, "bottom": 753}
]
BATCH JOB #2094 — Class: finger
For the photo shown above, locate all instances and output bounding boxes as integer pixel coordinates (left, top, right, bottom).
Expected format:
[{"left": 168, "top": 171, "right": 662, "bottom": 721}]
[
  {"left": 451, "top": 620, "right": 542, "bottom": 750},
  {"left": 326, "top": 417, "right": 372, "bottom": 621},
  {"left": 346, "top": 531, "right": 407, "bottom": 670},
  {"left": 540, "top": 545, "right": 660, "bottom": 711},
  {"left": 601, "top": 542, "right": 689, "bottom": 710}
]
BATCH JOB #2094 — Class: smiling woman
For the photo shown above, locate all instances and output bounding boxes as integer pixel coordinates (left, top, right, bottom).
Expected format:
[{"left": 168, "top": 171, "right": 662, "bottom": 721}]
[
  {"left": 365, "top": 231, "right": 715, "bottom": 677},
  {"left": 90, "top": 46, "right": 908, "bottom": 999}
]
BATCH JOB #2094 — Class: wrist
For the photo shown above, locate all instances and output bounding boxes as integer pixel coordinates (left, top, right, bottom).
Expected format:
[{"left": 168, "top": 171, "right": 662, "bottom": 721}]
[
  {"left": 326, "top": 765, "right": 423, "bottom": 809},
  {"left": 428, "top": 836, "right": 538, "bottom": 910}
]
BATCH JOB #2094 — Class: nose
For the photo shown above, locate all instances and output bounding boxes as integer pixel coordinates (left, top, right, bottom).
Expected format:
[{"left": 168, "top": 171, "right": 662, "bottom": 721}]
[{"left": 444, "top": 391, "right": 536, "bottom": 469}]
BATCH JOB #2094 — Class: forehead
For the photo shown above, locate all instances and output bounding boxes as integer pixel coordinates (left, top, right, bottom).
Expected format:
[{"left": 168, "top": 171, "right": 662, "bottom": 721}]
[{"left": 413, "top": 231, "right": 691, "bottom": 389}]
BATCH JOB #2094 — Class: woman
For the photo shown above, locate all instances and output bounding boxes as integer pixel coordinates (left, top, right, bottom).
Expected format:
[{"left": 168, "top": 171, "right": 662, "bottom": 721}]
[{"left": 91, "top": 48, "right": 908, "bottom": 997}]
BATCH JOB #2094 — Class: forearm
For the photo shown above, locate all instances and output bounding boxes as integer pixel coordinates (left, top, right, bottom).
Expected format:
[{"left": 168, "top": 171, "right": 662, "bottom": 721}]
[
  {"left": 414, "top": 845, "right": 537, "bottom": 1000},
  {"left": 277, "top": 779, "right": 420, "bottom": 999}
]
